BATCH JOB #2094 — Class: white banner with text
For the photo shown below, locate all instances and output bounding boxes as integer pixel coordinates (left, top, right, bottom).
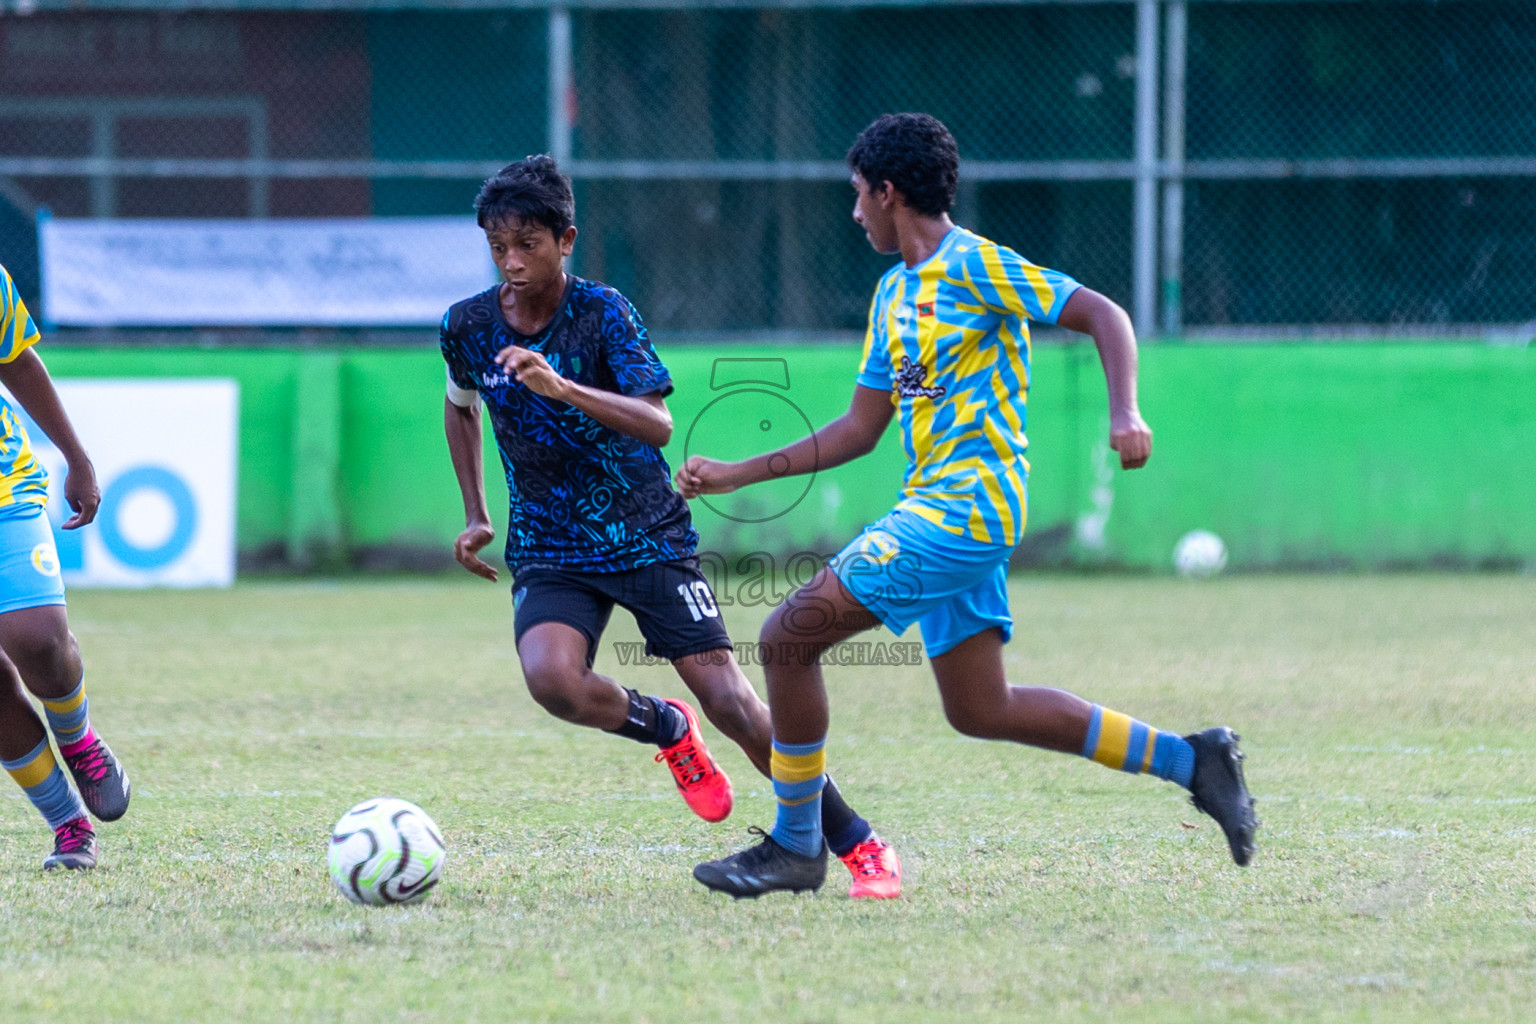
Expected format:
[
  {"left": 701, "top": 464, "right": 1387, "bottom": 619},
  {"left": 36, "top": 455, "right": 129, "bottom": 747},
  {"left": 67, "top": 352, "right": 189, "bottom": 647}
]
[{"left": 41, "top": 217, "right": 495, "bottom": 326}]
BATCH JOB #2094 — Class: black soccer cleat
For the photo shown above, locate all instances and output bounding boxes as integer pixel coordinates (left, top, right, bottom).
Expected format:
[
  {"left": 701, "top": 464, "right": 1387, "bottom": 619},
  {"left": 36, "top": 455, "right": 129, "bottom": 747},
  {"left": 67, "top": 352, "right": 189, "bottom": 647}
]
[
  {"left": 61, "top": 735, "right": 131, "bottom": 823},
  {"left": 42, "top": 818, "right": 97, "bottom": 871},
  {"left": 1184, "top": 726, "right": 1258, "bottom": 866},
  {"left": 694, "top": 827, "right": 827, "bottom": 899}
]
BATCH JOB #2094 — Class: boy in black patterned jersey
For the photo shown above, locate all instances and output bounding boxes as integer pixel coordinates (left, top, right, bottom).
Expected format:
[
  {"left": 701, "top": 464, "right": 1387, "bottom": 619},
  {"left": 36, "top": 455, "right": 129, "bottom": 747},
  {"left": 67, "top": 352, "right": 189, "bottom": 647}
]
[{"left": 440, "top": 156, "right": 901, "bottom": 897}]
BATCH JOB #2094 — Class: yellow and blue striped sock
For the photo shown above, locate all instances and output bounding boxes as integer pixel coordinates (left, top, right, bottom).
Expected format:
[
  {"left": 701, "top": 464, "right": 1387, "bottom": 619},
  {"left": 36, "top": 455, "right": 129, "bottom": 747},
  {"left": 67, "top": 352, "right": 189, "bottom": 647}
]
[
  {"left": 41, "top": 678, "right": 91, "bottom": 748},
  {"left": 769, "top": 737, "right": 826, "bottom": 858},
  {"left": 1081, "top": 704, "right": 1195, "bottom": 789},
  {"left": 3, "top": 738, "right": 88, "bottom": 829}
]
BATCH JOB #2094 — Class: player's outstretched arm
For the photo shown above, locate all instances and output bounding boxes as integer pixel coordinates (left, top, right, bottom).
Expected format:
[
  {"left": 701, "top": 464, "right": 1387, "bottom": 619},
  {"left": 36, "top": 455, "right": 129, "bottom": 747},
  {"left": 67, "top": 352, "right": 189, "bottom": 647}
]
[
  {"left": 0, "top": 348, "right": 98, "bottom": 528},
  {"left": 443, "top": 396, "right": 498, "bottom": 582},
  {"left": 675, "top": 384, "right": 894, "bottom": 498},
  {"left": 1056, "top": 288, "right": 1153, "bottom": 470}
]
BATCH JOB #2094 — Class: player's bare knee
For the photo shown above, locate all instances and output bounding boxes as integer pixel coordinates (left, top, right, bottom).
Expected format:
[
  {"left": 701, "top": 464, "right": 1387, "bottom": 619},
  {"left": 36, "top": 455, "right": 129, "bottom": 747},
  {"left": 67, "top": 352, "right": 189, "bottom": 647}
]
[
  {"left": 757, "top": 613, "right": 789, "bottom": 650},
  {"left": 943, "top": 702, "right": 1001, "bottom": 740},
  {"left": 2, "top": 628, "right": 80, "bottom": 691},
  {"left": 697, "top": 684, "right": 759, "bottom": 743},
  {"left": 757, "top": 616, "right": 818, "bottom": 669},
  {"left": 519, "top": 658, "right": 587, "bottom": 721},
  {"left": 524, "top": 678, "right": 581, "bottom": 721},
  {"left": 760, "top": 601, "right": 817, "bottom": 647}
]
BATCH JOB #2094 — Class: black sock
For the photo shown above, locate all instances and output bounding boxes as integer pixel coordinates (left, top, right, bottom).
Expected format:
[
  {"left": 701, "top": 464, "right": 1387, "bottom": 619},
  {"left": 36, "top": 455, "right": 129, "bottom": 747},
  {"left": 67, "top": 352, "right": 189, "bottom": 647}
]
[
  {"left": 653, "top": 698, "right": 687, "bottom": 746},
  {"left": 820, "top": 776, "right": 873, "bottom": 857},
  {"left": 606, "top": 688, "right": 686, "bottom": 747}
]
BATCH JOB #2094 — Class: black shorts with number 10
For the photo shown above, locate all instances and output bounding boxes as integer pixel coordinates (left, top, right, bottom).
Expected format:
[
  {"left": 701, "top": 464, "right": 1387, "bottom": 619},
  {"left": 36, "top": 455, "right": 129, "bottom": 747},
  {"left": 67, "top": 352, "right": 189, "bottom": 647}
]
[{"left": 512, "top": 559, "right": 732, "bottom": 666}]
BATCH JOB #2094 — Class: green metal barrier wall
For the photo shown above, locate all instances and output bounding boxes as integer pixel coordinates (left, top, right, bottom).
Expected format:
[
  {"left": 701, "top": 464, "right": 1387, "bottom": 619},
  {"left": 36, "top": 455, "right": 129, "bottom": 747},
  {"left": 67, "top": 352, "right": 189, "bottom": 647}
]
[{"left": 41, "top": 343, "right": 1534, "bottom": 572}]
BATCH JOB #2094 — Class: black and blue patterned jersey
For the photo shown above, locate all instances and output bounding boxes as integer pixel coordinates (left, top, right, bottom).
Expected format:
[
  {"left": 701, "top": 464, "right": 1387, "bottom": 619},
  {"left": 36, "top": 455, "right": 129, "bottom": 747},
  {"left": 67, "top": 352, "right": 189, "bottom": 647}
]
[{"left": 440, "top": 276, "right": 697, "bottom": 573}]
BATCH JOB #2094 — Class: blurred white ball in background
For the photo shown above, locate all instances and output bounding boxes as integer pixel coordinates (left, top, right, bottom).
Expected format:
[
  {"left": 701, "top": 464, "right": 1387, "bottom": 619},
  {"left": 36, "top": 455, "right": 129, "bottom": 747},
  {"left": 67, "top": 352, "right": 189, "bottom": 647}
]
[{"left": 1173, "top": 530, "right": 1228, "bottom": 578}]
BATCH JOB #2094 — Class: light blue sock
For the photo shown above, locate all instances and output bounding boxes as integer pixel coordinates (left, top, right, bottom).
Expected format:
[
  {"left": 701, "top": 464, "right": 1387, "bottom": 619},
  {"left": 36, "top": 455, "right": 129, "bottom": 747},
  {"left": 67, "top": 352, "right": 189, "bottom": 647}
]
[
  {"left": 769, "top": 737, "right": 825, "bottom": 858},
  {"left": 1150, "top": 731, "right": 1196, "bottom": 789},
  {"left": 1081, "top": 704, "right": 1196, "bottom": 789},
  {"left": 3, "top": 738, "right": 87, "bottom": 829},
  {"left": 41, "top": 676, "right": 90, "bottom": 748}
]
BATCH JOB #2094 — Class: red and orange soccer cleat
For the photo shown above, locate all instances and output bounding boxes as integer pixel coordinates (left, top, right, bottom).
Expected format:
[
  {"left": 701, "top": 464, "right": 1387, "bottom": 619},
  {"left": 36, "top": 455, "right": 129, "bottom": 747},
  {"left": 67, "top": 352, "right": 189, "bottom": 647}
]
[
  {"left": 839, "top": 834, "right": 901, "bottom": 899},
  {"left": 655, "top": 698, "right": 733, "bottom": 823}
]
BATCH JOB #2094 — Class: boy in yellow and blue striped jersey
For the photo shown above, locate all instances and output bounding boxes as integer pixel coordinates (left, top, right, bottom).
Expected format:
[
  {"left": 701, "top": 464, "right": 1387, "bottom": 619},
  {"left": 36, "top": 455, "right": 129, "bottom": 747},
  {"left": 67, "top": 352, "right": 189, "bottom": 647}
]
[
  {"left": 683, "top": 115, "right": 1256, "bottom": 898},
  {"left": 0, "top": 264, "right": 131, "bottom": 870}
]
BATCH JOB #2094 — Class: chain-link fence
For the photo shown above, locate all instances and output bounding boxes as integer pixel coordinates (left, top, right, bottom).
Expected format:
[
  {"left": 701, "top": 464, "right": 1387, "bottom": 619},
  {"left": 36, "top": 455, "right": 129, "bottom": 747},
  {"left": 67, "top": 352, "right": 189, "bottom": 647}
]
[{"left": 1, "top": 0, "right": 1532, "bottom": 336}]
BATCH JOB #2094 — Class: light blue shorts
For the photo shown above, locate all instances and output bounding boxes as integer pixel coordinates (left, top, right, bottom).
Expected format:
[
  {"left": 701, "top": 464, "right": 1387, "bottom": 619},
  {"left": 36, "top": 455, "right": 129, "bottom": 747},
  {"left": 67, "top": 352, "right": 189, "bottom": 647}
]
[
  {"left": 0, "top": 505, "right": 67, "bottom": 614},
  {"left": 830, "top": 507, "right": 1012, "bottom": 658}
]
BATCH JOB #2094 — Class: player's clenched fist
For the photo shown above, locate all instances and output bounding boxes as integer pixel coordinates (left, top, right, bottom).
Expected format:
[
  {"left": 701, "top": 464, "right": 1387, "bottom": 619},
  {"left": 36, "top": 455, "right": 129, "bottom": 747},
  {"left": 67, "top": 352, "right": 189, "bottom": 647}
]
[
  {"left": 495, "top": 346, "right": 568, "bottom": 400},
  {"left": 1109, "top": 410, "right": 1153, "bottom": 470},
  {"left": 674, "top": 456, "right": 738, "bottom": 499}
]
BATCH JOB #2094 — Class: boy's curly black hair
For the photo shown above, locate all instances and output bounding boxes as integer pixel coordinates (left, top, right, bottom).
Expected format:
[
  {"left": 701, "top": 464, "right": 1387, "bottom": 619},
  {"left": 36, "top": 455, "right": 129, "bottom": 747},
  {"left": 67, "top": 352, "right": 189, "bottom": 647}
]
[
  {"left": 473, "top": 155, "right": 575, "bottom": 237},
  {"left": 846, "top": 113, "right": 959, "bottom": 218}
]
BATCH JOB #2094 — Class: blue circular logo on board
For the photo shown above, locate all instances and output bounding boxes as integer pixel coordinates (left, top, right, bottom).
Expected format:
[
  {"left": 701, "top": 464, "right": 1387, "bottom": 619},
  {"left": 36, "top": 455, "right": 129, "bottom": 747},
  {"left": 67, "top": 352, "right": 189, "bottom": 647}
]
[{"left": 97, "top": 466, "right": 198, "bottom": 570}]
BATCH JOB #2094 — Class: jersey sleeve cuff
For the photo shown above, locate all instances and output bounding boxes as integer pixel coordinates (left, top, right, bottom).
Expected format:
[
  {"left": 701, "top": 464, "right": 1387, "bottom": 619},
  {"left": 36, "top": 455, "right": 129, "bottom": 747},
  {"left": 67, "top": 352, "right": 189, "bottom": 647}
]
[
  {"left": 625, "top": 377, "right": 674, "bottom": 399},
  {"left": 1041, "top": 280, "right": 1084, "bottom": 324},
  {"left": 0, "top": 330, "right": 40, "bottom": 364},
  {"left": 446, "top": 368, "right": 478, "bottom": 408}
]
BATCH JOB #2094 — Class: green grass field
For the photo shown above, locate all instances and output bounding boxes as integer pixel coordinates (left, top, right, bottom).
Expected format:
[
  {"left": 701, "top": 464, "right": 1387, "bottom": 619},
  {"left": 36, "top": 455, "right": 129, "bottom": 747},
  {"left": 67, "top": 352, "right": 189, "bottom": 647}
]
[{"left": 1, "top": 575, "right": 1532, "bottom": 1022}]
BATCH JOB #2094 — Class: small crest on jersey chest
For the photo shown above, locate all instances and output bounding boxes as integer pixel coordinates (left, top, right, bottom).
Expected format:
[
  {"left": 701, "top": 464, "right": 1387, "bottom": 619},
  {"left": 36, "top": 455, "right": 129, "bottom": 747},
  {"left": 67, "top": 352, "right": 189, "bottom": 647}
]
[{"left": 894, "top": 356, "right": 947, "bottom": 400}]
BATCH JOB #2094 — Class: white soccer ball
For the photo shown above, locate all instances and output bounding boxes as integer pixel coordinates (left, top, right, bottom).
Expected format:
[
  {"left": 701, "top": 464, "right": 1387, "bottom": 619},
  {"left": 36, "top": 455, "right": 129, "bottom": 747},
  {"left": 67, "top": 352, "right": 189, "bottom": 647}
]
[
  {"left": 1173, "top": 529, "right": 1228, "bottom": 578},
  {"left": 328, "top": 797, "right": 446, "bottom": 906}
]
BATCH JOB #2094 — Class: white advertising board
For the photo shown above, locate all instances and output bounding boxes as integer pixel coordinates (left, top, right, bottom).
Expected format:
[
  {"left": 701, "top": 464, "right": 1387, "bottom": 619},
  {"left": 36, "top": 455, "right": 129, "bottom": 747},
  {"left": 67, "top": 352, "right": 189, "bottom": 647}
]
[
  {"left": 40, "top": 217, "right": 496, "bottom": 326},
  {"left": 8, "top": 380, "right": 239, "bottom": 588}
]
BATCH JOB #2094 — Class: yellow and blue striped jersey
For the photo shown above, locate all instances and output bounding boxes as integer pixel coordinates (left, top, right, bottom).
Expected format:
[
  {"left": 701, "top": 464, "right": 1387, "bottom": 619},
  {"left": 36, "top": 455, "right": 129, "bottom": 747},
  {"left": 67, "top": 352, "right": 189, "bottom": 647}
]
[
  {"left": 0, "top": 265, "right": 49, "bottom": 516},
  {"left": 856, "top": 227, "right": 1080, "bottom": 546}
]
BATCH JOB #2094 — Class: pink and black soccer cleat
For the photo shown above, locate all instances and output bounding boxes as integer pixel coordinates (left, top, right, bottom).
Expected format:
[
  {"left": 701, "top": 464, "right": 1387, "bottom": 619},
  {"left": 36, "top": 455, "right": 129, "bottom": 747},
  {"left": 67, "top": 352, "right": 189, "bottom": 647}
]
[
  {"left": 60, "top": 732, "right": 131, "bottom": 823},
  {"left": 42, "top": 817, "right": 97, "bottom": 871}
]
